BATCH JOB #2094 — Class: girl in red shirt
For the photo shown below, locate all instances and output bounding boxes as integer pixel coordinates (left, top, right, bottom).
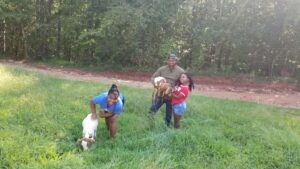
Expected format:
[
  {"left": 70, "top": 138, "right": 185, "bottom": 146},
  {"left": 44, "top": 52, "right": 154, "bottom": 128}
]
[{"left": 172, "top": 73, "right": 194, "bottom": 128}]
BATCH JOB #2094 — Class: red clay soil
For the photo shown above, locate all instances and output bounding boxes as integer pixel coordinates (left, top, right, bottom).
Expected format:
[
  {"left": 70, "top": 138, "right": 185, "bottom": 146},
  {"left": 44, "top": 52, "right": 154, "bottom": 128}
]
[
  {"left": 1, "top": 60, "right": 300, "bottom": 108},
  {"left": 97, "top": 70, "right": 299, "bottom": 92}
]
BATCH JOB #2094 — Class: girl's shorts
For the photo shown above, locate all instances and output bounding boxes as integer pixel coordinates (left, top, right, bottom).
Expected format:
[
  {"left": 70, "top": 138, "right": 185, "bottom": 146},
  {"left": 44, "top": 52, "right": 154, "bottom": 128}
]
[{"left": 173, "top": 101, "right": 186, "bottom": 116}]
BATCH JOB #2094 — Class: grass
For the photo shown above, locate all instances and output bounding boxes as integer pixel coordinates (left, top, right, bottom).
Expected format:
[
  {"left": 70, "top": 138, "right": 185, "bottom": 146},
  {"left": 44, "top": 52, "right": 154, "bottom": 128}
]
[{"left": 0, "top": 64, "right": 300, "bottom": 169}]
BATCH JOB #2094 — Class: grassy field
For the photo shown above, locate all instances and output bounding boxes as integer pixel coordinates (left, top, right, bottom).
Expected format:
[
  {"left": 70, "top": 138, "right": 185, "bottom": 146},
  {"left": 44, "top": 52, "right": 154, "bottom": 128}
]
[{"left": 0, "top": 64, "right": 300, "bottom": 169}]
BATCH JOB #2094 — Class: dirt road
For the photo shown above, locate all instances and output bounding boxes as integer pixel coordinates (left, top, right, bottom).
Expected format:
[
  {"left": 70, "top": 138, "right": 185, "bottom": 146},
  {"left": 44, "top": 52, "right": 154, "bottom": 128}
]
[{"left": 1, "top": 60, "right": 299, "bottom": 108}]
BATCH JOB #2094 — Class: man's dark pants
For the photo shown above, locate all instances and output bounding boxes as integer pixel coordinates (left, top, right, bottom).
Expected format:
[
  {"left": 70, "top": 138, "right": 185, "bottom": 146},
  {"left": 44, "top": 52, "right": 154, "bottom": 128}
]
[{"left": 149, "top": 96, "right": 172, "bottom": 125}]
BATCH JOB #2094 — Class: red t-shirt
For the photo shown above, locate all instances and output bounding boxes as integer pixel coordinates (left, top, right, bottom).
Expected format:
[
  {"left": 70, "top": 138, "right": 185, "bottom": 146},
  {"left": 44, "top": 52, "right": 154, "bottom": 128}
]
[{"left": 172, "top": 85, "right": 189, "bottom": 105}]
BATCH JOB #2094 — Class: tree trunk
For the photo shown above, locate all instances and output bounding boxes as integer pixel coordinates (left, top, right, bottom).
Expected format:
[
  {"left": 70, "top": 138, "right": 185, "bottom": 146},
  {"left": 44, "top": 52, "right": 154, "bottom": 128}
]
[
  {"left": 202, "top": 44, "right": 213, "bottom": 69},
  {"left": 14, "top": 29, "right": 19, "bottom": 58},
  {"left": 56, "top": 0, "right": 62, "bottom": 58},
  {"left": 215, "top": 41, "right": 224, "bottom": 71},
  {"left": 224, "top": 47, "right": 231, "bottom": 65},
  {"left": 36, "top": 0, "right": 44, "bottom": 59},
  {"left": 3, "top": 19, "right": 6, "bottom": 53},
  {"left": 21, "top": 25, "right": 28, "bottom": 59},
  {"left": 188, "top": 4, "right": 198, "bottom": 69},
  {"left": 188, "top": 40, "right": 193, "bottom": 69},
  {"left": 44, "top": 0, "right": 52, "bottom": 58}
]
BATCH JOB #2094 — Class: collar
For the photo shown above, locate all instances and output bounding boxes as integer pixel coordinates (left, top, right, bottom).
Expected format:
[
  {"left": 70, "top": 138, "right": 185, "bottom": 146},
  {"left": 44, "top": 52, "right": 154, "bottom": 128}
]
[{"left": 168, "top": 65, "right": 176, "bottom": 72}]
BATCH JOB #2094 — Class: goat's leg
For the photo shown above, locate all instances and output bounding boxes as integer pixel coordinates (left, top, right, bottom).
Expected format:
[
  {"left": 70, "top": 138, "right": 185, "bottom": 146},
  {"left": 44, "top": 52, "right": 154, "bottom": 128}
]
[{"left": 76, "top": 138, "right": 83, "bottom": 146}]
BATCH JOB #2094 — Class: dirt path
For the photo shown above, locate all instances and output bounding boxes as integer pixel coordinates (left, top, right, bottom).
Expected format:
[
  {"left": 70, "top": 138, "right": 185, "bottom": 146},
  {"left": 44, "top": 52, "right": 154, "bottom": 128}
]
[{"left": 1, "top": 60, "right": 300, "bottom": 109}]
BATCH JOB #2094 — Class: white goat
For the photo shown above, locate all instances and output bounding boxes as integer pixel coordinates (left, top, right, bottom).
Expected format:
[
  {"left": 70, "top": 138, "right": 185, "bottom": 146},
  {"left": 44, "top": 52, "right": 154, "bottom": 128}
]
[
  {"left": 153, "top": 76, "right": 172, "bottom": 98},
  {"left": 77, "top": 113, "right": 98, "bottom": 150},
  {"left": 154, "top": 76, "right": 167, "bottom": 87}
]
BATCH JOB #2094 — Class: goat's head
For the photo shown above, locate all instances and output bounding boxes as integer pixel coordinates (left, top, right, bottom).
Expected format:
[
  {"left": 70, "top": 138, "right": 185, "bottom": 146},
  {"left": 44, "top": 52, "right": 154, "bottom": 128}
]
[
  {"left": 154, "top": 76, "right": 172, "bottom": 98},
  {"left": 77, "top": 136, "right": 96, "bottom": 150},
  {"left": 154, "top": 76, "right": 167, "bottom": 87},
  {"left": 157, "top": 82, "right": 172, "bottom": 97}
]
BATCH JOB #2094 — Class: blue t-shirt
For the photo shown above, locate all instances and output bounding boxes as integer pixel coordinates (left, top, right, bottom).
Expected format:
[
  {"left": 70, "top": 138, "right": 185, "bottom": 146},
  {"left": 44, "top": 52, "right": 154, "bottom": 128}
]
[
  {"left": 103, "top": 91, "right": 125, "bottom": 105},
  {"left": 92, "top": 92, "right": 123, "bottom": 115}
]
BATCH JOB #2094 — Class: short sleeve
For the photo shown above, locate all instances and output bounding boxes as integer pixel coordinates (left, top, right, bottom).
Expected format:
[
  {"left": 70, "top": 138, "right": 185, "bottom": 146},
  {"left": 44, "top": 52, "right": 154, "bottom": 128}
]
[
  {"left": 181, "top": 86, "right": 189, "bottom": 96},
  {"left": 119, "top": 93, "right": 125, "bottom": 104},
  {"left": 151, "top": 66, "right": 164, "bottom": 85},
  {"left": 113, "top": 101, "right": 123, "bottom": 115},
  {"left": 92, "top": 93, "right": 106, "bottom": 105}
]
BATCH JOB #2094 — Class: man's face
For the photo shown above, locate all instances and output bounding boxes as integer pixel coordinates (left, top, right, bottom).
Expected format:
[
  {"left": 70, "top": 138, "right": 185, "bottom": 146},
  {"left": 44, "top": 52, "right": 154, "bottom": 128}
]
[{"left": 167, "top": 59, "right": 177, "bottom": 68}]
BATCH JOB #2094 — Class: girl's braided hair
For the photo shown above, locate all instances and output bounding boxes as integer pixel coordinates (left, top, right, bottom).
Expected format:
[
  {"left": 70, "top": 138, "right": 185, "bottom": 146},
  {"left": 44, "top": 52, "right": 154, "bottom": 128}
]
[
  {"left": 108, "top": 84, "right": 119, "bottom": 97},
  {"left": 175, "top": 73, "right": 195, "bottom": 91},
  {"left": 108, "top": 84, "right": 125, "bottom": 104}
]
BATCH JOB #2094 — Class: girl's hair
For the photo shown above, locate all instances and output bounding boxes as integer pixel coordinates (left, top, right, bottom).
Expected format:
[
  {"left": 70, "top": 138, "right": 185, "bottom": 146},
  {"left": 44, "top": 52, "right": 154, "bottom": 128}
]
[
  {"left": 176, "top": 73, "right": 195, "bottom": 91},
  {"left": 108, "top": 84, "right": 125, "bottom": 104},
  {"left": 108, "top": 84, "right": 119, "bottom": 98}
]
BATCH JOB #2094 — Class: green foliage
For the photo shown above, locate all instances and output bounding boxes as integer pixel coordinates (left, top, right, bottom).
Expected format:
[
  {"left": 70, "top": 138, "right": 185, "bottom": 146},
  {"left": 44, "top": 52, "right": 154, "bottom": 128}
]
[
  {"left": 0, "top": 0, "right": 300, "bottom": 79},
  {"left": 1, "top": 64, "right": 300, "bottom": 169},
  {"left": 296, "top": 71, "right": 300, "bottom": 88}
]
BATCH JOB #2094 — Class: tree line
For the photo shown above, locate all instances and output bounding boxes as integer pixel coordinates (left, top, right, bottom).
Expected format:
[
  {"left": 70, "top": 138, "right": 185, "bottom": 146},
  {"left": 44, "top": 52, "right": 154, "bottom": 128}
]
[{"left": 0, "top": 0, "right": 299, "bottom": 78}]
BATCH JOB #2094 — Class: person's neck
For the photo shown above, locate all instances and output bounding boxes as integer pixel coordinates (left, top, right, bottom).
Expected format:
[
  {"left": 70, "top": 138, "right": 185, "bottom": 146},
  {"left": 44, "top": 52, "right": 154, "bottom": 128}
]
[
  {"left": 181, "top": 82, "right": 189, "bottom": 87},
  {"left": 168, "top": 65, "right": 176, "bottom": 70}
]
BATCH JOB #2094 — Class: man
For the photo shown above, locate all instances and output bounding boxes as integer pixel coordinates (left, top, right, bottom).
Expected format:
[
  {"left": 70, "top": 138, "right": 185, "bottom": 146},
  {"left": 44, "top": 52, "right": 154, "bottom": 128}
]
[{"left": 149, "top": 54, "right": 185, "bottom": 126}]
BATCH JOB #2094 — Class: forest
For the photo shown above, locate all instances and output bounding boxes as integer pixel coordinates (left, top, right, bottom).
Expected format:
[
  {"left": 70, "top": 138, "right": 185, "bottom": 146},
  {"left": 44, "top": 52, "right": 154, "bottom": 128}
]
[{"left": 0, "top": 0, "right": 299, "bottom": 78}]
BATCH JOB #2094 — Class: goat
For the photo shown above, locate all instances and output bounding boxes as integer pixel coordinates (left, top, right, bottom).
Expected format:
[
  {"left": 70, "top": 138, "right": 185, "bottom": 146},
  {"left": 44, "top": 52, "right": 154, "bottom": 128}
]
[
  {"left": 76, "top": 113, "right": 98, "bottom": 150},
  {"left": 153, "top": 76, "right": 172, "bottom": 98}
]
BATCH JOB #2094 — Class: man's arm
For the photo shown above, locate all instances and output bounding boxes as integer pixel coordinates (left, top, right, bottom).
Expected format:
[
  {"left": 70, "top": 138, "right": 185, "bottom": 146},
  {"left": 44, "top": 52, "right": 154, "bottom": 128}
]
[
  {"left": 99, "top": 111, "right": 114, "bottom": 118},
  {"left": 177, "top": 65, "right": 185, "bottom": 74}
]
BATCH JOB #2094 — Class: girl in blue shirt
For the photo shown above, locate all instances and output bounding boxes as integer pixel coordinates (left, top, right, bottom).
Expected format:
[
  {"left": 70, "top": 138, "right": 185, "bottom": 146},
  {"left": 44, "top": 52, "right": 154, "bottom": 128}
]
[{"left": 90, "top": 84, "right": 123, "bottom": 139}]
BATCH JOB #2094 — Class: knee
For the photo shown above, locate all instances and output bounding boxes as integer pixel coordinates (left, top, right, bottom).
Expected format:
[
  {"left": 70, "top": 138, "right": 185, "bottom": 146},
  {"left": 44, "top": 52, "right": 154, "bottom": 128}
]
[
  {"left": 109, "top": 116, "right": 117, "bottom": 125},
  {"left": 110, "top": 119, "right": 116, "bottom": 125}
]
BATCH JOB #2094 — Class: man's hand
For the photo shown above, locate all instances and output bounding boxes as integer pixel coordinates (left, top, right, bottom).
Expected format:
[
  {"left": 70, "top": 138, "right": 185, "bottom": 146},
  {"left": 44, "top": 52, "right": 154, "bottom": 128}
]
[
  {"left": 99, "top": 110, "right": 114, "bottom": 118},
  {"left": 91, "top": 113, "right": 97, "bottom": 120}
]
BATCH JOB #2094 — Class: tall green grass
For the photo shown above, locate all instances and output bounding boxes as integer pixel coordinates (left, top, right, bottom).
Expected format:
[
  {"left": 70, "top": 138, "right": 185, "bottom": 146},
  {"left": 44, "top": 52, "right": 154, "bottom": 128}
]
[{"left": 0, "top": 64, "right": 299, "bottom": 169}]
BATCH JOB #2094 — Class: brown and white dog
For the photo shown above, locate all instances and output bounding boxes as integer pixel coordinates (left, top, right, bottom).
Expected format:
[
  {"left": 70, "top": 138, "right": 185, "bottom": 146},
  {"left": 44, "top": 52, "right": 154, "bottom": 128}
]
[
  {"left": 153, "top": 76, "right": 172, "bottom": 98},
  {"left": 77, "top": 113, "right": 98, "bottom": 150}
]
